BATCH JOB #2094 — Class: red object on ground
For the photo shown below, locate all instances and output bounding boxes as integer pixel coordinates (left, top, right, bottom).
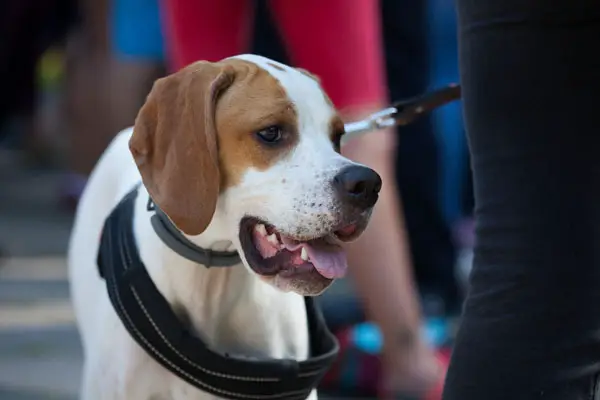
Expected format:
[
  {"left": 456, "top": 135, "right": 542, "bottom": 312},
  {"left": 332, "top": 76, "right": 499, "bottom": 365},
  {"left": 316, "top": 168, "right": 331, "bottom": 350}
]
[
  {"left": 321, "top": 327, "right": 451, "bottom": 400},
  {"left": 159, "top": 0, "right": 388, "bottom": 111},
  {"left": 423, "top": 348, "right": 451, "bottom": 400}
]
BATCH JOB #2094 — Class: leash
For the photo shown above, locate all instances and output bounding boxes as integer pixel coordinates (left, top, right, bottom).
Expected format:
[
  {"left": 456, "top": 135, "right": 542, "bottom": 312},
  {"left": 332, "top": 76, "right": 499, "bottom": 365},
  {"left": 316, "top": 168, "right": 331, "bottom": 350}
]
[{"left": 342, "top": 84, "right": 461, "bottom": 144}]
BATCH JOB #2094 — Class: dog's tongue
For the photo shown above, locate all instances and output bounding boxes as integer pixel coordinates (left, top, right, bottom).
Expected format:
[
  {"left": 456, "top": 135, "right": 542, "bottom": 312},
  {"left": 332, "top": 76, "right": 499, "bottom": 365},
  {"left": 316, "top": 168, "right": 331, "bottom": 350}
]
[{"left": 281, "top": 237, "right": 347, "bottom": 279}]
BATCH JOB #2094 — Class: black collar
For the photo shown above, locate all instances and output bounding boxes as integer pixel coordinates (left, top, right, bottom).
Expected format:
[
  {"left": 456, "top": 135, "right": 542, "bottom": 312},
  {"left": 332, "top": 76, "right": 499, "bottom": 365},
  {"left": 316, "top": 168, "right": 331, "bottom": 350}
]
[
  {"left": 96, "top": 185, "right": 339, "bottom": 400},
  {"left": 146, "top": 198, "right": 241, "bottom": 267}
]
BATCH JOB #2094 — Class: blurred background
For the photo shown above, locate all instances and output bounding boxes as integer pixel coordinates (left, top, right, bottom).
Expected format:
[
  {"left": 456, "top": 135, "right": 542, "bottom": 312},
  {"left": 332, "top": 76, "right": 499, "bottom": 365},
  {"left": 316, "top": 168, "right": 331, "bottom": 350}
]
[{"left": 0, "top": 0, "right": 471, "bottom": 398}]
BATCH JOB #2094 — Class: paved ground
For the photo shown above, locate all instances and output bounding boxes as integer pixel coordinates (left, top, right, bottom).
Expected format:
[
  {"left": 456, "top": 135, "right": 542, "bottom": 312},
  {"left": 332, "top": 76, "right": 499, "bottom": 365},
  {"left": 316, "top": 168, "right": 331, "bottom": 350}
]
[{"left": 0, "top": 157, "right": 80, "bottom": 399}]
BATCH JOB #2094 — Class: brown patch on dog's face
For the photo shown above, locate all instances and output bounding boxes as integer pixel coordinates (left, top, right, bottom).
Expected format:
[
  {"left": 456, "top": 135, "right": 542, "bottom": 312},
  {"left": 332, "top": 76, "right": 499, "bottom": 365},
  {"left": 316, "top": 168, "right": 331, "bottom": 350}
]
[
  {"left": 129, "top": 59, "right": 299, "bottom": 235},
  {"left": 329, "top": 115, "right": 345, "bottom": 153},
  {"left": 215, "top": 59, "right": 299, "bottom": 189}
]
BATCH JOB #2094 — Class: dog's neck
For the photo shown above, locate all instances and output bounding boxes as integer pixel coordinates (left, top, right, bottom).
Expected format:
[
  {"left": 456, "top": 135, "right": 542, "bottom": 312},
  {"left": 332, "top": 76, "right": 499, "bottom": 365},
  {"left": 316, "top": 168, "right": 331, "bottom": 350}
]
[{"left": 131, "top": 187, "right": 307, "bottom": 358}]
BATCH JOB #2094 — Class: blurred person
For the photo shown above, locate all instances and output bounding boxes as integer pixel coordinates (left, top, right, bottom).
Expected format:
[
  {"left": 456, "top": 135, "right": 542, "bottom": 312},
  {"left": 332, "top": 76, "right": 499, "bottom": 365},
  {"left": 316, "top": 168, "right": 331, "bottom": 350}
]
[
  {"left": 442, "top": 0, "right": 600, "bottom": 398},
  {"left": 0, "top": 0, "right": 76, "bottom": 158},
  {"left": 60, "top": 0, "right": 112, "bottom": 208},
  {"left": 159, "top": 0, "right": 444, "bottom": 397},
  {"left": 426, "top": 0, "right": 472, "bottom": 304},
  {"left": 106, "top": 0, "right": 166, "bottom": 134},
  {"left": 61, "top": 0, "right": 167, "bottom": 208},
  {"left": 383, "top": 0, "right": 461, "bottom": 315},
  {"left": 0, "top": 0, "right": 77, "bottom": 264}
]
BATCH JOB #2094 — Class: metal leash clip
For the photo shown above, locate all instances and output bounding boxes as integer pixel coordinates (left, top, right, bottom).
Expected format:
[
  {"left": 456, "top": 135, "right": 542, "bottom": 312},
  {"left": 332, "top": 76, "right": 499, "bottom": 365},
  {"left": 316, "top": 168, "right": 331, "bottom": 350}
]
[{"left": 343, "top": 83, "right": 462, "bottom": 143}]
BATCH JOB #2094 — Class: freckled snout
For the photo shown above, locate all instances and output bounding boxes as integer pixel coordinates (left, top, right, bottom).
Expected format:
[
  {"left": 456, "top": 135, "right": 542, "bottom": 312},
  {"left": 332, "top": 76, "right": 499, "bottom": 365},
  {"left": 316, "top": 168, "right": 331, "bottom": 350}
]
[{"left": 333, "top": 165, "right": 382, "bottom": 210}]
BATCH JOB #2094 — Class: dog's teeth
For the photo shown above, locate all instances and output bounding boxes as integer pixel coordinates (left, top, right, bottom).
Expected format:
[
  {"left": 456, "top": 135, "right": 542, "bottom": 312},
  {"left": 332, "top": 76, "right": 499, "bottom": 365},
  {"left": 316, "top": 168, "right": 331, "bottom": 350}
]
[
  {"left": 267, "top": 233, "right": 279, "bottom": 245},
  {"left": 300, "top": 247, "right": 309, "bottom": 261},
  {"left": 255, "top": 224, "right": 267, "bottom": 236}
]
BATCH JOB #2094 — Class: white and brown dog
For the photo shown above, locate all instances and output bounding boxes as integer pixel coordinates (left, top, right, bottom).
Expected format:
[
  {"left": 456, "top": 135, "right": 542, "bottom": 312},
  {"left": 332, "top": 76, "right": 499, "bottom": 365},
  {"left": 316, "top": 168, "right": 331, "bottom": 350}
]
[{"left": 68, "top": 54, "right": 381, "bottom": 400}]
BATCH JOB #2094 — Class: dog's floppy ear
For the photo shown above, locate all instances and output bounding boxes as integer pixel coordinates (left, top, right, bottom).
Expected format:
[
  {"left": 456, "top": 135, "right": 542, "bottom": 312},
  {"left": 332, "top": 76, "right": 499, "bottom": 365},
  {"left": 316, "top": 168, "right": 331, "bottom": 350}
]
[{"left": 129, "top": 62, "right": 235, "bottom": 235}]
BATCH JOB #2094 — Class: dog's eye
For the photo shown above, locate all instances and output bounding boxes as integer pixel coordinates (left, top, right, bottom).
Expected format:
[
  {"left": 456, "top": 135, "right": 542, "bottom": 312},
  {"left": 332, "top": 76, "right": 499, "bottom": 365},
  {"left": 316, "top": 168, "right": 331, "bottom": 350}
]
[{"left": 255, "top": 126, "right": 283, "bottom": 144}]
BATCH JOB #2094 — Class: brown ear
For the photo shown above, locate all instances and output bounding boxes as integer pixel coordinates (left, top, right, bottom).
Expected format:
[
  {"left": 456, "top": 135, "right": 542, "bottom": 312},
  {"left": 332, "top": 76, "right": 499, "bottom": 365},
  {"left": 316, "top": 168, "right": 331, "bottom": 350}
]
[{"left": 129, "top": 62, "right": 235, "bottom": 235}]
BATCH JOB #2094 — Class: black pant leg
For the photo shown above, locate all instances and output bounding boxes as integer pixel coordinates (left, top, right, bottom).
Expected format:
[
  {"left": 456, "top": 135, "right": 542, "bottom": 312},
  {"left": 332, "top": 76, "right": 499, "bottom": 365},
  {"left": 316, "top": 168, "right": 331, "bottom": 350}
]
[{"left": 444, "top": 0, "right": 600, "bottom": 398}]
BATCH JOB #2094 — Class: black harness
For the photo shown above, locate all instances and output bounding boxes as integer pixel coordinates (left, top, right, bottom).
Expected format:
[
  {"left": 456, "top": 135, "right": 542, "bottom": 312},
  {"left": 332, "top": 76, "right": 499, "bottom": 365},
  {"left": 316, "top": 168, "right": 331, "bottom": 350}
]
[{"left": 96, "top": 185, "right": 339, "bottom": 400}]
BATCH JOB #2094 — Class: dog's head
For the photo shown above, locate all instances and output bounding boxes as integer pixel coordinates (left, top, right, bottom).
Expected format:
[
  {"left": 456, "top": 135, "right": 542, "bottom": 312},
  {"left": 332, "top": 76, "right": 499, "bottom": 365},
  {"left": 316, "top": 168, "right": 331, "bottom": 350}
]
[{"left": 130, "top": 55, "right": 381, "bottom": 296}]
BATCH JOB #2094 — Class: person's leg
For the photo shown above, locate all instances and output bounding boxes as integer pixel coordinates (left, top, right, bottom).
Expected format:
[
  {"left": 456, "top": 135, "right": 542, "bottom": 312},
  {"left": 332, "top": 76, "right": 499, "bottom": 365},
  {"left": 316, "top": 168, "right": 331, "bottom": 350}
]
[
  {"left": 444, "top": 1, "right": 600, "bottom": 399},
  {"left": 383, "top": 0, "right": 461, "bottom": 314},
  {"left": 108, "top": 0, "right": 166, "bottom": 133},
  {"left": 269, "top": 0, "right": 386, "bottom": 112},
  {"left": 61, "top": 0, "right": 166, "bottom": 208},
  {"left": 63, "top": 0, "right": 111, "bottom": 205},
  {"left": 159, "top": 0, "right": 252, "bottom": 71},
  {"left": 270, "top": 1, "right": 443, "bottom": 397}
]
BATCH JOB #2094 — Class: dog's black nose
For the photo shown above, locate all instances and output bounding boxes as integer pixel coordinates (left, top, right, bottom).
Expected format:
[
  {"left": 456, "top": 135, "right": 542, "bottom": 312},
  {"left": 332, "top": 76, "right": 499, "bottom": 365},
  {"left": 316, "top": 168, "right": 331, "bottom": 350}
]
[{"left": 333, "top": 165, "right": 382, "bottom": 209}]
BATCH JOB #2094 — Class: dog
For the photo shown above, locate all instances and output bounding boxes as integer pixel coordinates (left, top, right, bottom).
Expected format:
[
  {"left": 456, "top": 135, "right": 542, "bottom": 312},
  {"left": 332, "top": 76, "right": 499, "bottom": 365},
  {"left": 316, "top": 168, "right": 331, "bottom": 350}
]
[{"left": 68, "top": 54, "right": 381, "bottom": 400}]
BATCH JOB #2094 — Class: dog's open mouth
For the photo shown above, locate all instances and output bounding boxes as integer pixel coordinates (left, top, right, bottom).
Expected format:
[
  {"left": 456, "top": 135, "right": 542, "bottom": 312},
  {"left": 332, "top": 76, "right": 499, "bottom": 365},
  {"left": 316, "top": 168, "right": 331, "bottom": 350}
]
[{"left": 239, "top": 217, "right": 358, "bottom": 279}]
